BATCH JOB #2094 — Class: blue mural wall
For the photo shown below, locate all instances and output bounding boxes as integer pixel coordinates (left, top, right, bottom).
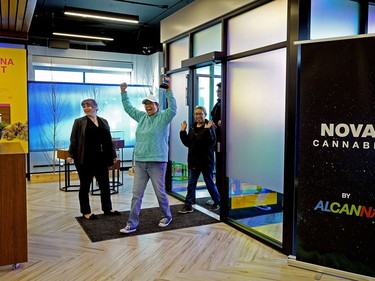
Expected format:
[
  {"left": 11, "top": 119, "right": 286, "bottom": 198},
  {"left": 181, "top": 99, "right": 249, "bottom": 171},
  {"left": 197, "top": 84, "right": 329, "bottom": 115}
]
[{"left": 28, "top": 82, "right": 152, "bottom": 151}]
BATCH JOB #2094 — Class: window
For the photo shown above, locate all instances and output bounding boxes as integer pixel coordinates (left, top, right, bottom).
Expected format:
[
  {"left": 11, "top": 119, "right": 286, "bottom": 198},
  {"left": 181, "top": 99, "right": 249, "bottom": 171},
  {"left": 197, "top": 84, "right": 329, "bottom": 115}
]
[
  {"left": 368, "top": 3, "right": 375, "bottom": 34},
  {"left": 35, "top": 70, "right": 83, "bottom": 83},
  {"left": 310, "top": 0, "right": 360, "bottom": 39},
  {"left": 34, "top": 69, "right": 131, "bottom": 84},
  {"left": 85, "top": 72, "right": 131, "bottom": 84}
]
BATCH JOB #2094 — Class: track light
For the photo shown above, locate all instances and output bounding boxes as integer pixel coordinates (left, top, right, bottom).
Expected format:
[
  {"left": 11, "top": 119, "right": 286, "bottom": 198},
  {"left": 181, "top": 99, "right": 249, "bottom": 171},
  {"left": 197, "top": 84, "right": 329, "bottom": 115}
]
[
  {"left": 53, "top": 32, "right": 114, "bottom": 41},
  {"left": 64, "top": 7, "right": 139, "bottom": 24}
]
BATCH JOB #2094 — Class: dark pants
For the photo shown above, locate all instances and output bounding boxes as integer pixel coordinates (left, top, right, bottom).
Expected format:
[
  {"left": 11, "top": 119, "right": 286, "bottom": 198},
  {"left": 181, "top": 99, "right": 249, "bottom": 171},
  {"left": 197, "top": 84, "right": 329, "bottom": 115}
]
[
  {"left": 185, "top": 168, "right": 220, "bottom": 206},
  {"left": 75, "top": 163, "right": 112, "bottom": 215}
]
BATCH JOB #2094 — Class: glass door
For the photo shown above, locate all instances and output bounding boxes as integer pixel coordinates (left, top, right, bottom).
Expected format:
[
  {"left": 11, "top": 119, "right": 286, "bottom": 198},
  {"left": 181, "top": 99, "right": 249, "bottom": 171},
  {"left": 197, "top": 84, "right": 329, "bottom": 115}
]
[{"left": 169, "top": 64, "right": 221, "bottom": 213}]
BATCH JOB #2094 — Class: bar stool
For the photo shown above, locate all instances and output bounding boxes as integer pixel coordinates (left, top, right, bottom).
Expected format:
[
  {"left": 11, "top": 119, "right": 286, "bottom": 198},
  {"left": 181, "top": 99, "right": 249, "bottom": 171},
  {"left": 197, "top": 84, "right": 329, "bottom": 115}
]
[
  {"left": 90, "top": 160, "right": 121, "bottom": 195},
  {"left": 57, "top": 149, "right": 80, "bottom": 192}
]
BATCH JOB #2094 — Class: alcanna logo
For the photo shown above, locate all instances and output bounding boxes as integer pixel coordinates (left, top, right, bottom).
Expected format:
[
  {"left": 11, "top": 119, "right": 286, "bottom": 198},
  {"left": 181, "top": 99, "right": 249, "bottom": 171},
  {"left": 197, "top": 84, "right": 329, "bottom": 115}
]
[{"left": 314, "top": 200, "right": 375, "bottom": 219}]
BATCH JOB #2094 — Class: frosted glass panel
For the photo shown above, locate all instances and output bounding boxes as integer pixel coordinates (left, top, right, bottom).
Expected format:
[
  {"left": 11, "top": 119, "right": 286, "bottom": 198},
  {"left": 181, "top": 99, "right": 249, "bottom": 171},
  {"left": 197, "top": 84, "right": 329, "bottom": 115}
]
[
  {"left": 169, "top": 71, "right": 189, "bottom": 165},
  {"left": 227, "top": 48, "right": 286, "bottom": 193},
  {"left": 193, "top": 23, "right": 222, "bottom": 57},
  {"left": 310, "top": 0, "right": 360, "bottom": 39},
  {"left": 369, "top": 4, "right": 375, "bottom": 34},
  {"left": 227, "top": 0, "right": 287, "bottom": 55},
  {"left": 169, "top": 37, "right": 189, "bottom": 70}
]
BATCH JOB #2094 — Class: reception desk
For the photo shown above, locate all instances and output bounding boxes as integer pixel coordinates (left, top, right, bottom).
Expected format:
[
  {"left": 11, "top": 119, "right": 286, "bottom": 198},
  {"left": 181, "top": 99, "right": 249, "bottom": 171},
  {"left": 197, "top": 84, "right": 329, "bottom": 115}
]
[{"left": 0, "top": 142, "right": 27, "bottom": 268}]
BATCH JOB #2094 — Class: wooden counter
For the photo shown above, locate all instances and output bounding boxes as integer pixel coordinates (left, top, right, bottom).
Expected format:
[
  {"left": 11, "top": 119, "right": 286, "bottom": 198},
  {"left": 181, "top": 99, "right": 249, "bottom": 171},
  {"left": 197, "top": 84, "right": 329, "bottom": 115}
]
[{"left": 0, "top": 142, "right": 27, "bottom": 267}]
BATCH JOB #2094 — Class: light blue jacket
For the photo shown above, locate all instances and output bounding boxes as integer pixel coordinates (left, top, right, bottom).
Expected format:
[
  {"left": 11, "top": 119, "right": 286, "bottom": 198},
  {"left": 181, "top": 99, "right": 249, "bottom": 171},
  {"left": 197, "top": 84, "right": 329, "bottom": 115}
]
[{"left": 121, "top": 91, "right": 177, "bottom": 162}]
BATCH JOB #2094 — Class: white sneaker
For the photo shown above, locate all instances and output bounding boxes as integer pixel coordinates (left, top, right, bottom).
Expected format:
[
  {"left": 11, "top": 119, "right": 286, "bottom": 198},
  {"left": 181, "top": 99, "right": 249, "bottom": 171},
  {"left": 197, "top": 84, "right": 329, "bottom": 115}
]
[
  {"left": 158, "top": 217, "right": 172, "bottom": 227},
  {"left": 119, "top": 225, "right": 136, "bottom": 234},
  {"left": 255, "top": 205, "right": 271, "bottom": 211},
  {"left": 206, "top": 199, "right": 214, "bottom": 205}
]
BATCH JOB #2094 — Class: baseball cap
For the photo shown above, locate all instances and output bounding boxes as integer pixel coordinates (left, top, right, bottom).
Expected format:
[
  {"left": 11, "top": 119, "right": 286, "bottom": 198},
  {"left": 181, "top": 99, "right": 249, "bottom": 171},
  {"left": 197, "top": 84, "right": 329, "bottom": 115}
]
[{"left": 142, "top": 95, "right": 159, "bottom": 104}]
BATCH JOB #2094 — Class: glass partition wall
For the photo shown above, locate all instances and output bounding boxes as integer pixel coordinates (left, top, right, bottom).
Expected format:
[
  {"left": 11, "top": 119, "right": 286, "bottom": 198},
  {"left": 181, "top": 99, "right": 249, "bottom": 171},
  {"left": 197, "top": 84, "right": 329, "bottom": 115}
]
[
  {"left": 169, "top": 65, "right": 221, "bottom": 209},
  {"left": 165, "top": 0, "right": 373, "bottom": 255},
  {"left": 224, "top": 0, "right": 288, "bottom": 246},
  {"left": 167, "top": 0, "right": 288, "bottom": 250},
  {"left": 226, "top": 49, "right": 286, "bottom": 244}
]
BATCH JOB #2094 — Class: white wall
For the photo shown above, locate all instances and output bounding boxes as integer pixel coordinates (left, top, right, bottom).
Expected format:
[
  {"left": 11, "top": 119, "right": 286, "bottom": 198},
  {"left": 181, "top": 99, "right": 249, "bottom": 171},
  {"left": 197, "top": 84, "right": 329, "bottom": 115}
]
[{"left": 161, "top": 0, "right": 256, "bottom": 42}]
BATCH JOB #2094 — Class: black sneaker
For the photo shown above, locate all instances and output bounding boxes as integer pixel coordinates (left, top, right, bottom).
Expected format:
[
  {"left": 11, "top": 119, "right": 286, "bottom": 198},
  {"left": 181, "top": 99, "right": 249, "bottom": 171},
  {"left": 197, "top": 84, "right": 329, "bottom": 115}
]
[
  {"left": 209, "top": 204, "right": 220, "bottom": 211},
  {"left": 179, "top": 204, "right": 194, "bottom": 214}
]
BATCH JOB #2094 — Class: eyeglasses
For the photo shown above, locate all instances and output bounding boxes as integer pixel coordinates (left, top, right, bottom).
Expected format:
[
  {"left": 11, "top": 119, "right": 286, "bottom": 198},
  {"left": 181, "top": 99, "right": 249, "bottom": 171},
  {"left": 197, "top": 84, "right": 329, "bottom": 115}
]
[{"left": 194, "top": 113, "right": 204, "bottom": 116}]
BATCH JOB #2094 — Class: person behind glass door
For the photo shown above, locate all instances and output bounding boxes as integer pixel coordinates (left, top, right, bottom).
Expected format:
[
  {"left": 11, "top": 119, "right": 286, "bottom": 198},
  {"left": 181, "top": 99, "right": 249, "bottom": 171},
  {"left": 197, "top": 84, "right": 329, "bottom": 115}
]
[
  {"left": 210, "top": 82, "right": 223, "bottom": 204},
  {"left": 119, "top": 78, "right": 177, "bottom": 234},
  {"left": 67, "top": 98, "right": 120, "bottom": 220},
  {"left": 179, "top": 106, "right": 221, "bottom": 213},
  {"left": 211, "top": 82, "right": 222, "bottom": 127}
]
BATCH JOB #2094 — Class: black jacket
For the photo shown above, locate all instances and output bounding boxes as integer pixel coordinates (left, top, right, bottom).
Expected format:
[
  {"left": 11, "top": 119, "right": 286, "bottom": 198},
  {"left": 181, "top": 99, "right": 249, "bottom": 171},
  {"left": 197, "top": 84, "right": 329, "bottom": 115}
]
[
  {"left": 210, "top": 99, "right": 221, "bottom": 143},
  {"left": 180, "top": 120, "right": 216, "bottom": 171},
  {"left": 210, "top": 99, "right": 221, "bottom": 125},
  {"left": 68, "top": 116, "right": 117, "bottom": 166}
]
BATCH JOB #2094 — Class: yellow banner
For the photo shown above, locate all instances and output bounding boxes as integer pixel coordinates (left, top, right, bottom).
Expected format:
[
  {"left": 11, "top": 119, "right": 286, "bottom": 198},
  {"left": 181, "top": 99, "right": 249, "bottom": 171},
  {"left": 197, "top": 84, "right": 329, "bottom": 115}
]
[{"left": 0, "top": 48, "right": 28, "bottom": 152}]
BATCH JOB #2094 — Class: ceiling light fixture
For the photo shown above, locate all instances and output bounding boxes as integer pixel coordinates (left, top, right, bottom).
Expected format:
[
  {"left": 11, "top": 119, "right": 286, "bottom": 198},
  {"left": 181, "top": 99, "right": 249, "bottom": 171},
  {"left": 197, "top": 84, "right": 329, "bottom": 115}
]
[
  {"left": 114, "top": 0, "right": 168, "bottom": 9},
  {"left": 53, "top": 32, "right": 114, "bottom": 41},
  {"left": 64, "top": 7, "right": 139, "bottom": 24}
]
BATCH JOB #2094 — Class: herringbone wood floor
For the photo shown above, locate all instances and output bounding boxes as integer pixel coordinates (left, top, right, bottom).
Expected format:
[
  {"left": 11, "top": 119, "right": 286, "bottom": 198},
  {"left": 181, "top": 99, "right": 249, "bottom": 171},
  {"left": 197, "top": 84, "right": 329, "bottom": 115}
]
[{"left": 0, "top": 172, "right": 347, "bottom": 281}]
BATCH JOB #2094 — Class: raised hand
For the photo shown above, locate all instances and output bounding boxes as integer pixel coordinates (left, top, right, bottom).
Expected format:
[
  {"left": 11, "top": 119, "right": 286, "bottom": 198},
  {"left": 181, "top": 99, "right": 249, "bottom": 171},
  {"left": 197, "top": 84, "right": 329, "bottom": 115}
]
[
  {"left": 120, "top": 82, "right": 128, "bottom": 93},
  {"left": 180, "top": 120, "right": 187, "bottom": 131},
  {"left": 205, "top": 120, "right": 214, "bottom": 129}
]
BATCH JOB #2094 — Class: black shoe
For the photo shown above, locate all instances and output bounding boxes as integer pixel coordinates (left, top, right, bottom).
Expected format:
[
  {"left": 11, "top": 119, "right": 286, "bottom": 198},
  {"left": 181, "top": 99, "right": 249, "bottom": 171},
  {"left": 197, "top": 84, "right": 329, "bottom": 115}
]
[
  {"left": 104, "top": 210, "right": 121, "bottom": 216},
  {"left": 83, "top": 214, "right": 98, "bottom": 220},
  {"left": 179, "top": 204, "right": 194, "bottom": 214}
]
